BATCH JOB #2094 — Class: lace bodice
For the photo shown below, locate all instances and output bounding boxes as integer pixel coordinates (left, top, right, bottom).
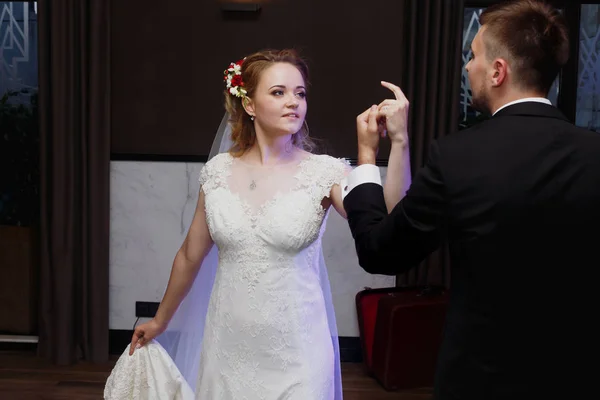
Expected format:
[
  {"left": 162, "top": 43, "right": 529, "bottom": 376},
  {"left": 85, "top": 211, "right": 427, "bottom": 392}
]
[{"left": 199, "top": 152, "right": 349, "bottom": 264}]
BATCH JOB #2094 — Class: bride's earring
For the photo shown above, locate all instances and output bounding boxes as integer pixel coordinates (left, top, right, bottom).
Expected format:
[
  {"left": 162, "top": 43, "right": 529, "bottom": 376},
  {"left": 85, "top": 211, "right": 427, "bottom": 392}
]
[{"left": 250, "top": 115, "right": 255, "bottom": 121}]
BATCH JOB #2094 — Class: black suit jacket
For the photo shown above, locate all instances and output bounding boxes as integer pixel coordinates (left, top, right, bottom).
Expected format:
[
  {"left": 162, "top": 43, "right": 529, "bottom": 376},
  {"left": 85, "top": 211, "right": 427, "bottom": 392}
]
[{"left": 344, "top": 102, "right": 600, "bottom": 399}]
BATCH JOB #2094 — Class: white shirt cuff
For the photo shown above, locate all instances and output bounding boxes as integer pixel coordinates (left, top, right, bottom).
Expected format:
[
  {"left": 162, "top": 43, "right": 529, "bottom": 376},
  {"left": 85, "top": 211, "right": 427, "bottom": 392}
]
[{"left": 341, "top": 164, "right": 382, "bottom": 200}]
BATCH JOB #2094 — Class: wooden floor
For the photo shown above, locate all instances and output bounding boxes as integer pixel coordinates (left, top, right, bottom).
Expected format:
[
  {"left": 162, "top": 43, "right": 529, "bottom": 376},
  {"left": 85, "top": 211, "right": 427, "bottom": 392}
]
[{"left": 0, "top": 350, "right": 433, "bottom": 399}]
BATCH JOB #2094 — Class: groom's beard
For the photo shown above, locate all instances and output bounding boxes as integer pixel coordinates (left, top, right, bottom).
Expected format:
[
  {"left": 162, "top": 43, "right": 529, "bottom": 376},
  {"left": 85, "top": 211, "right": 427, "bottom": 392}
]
[{"left": 471, "top": 85, "right": 492, "bottom": 116}]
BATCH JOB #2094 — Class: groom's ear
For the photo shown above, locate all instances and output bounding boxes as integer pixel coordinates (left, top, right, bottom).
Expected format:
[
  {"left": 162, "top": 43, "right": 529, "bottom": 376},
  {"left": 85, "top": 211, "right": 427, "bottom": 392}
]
[{"left": 242, "top": 97, "right": 255, "bottom": 117}]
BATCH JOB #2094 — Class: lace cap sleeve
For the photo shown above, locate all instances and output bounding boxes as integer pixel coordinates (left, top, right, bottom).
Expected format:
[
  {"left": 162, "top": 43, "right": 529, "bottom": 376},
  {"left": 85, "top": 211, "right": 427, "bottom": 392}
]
[
  {"left": 198, "top": 153, "right": 230, "bottom": 194},
  {"left": 198, "top": 163, "right": 209, "bottom": 187},
  {"left": 312, "top": 155, "right": 351, "bottom": 199}
]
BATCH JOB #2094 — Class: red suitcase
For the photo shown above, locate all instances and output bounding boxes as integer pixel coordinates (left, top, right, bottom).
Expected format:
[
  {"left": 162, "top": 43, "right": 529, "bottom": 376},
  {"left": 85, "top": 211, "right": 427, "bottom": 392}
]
[
  {"left": 371, "top": 287, "right": 449, "bottom": 390},
  {"left": 355, "top": 286, "right": 410, "bottom": 373}
]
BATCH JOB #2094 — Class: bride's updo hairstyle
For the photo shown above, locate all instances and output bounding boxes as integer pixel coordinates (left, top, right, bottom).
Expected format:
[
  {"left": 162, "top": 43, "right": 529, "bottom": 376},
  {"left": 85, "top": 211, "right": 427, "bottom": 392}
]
[{"left": 223, "top": 49, "right": 315, "bottom": 156}]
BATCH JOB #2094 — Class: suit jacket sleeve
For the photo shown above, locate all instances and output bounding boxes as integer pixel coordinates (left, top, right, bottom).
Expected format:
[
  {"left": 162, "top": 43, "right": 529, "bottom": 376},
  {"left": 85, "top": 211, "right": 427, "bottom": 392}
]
[{"left": 343, "top": 141, "right": 447, "bottom": 275}]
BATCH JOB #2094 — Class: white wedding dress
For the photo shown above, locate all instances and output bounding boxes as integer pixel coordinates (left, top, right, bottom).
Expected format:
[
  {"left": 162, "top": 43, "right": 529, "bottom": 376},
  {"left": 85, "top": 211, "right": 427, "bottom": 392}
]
[{"left": 105, "top": 152, "right": 348, "bottom": 400}]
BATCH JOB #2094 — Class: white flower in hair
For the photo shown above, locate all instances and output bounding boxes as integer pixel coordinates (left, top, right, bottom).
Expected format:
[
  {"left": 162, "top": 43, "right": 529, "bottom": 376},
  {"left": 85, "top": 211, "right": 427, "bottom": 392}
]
[{"left": 223, "top": 58, "right": 247, "bottom": 99}]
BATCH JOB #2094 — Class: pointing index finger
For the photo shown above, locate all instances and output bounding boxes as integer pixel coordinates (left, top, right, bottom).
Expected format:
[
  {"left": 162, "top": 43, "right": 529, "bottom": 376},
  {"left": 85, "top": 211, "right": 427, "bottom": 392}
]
[{"left": 381, "top": 81, "right": 407, "bottom": 102}]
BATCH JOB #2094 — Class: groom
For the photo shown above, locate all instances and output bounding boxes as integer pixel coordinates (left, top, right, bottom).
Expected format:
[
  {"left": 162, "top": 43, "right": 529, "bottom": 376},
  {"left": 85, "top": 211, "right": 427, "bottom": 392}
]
[{"left": 343, "top": 0, "right": 599, "bottom": 399}]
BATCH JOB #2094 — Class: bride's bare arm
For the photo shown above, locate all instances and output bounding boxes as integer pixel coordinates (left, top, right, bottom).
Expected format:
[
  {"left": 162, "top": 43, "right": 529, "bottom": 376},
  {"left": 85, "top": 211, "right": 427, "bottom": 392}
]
[
  {"left": 330, "top": 184, "right": 347, "bottom": 219},
  {"left": 129, "top": 187, "right": 213, "bottom": 354},
  {"left": 383, "top": 143, "right": 411, "bottom": 212},
  {"left": 154, "top": 188, "right": 214, "bottom": 328}
]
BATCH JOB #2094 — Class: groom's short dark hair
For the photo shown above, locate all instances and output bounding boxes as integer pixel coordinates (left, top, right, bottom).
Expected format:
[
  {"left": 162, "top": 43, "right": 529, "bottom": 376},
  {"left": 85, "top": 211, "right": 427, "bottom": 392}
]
[{"left": 480, "top": 0, "right": 569, "bottom": 94}]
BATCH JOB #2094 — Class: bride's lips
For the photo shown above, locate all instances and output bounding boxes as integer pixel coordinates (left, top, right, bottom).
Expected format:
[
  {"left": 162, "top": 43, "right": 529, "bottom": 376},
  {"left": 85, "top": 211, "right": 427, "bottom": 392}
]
[{"left": 283, "top": 113, "right": 299, "bottom": 119}]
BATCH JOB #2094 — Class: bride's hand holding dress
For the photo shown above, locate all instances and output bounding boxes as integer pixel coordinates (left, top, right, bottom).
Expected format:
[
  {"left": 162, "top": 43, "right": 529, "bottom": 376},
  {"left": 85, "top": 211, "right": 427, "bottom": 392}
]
[
  {"left": 128, "top": 318, "right": 165, "bottom": 356},
  {"left": 128, "top": 189, "right": 213, "bottom": 356}
]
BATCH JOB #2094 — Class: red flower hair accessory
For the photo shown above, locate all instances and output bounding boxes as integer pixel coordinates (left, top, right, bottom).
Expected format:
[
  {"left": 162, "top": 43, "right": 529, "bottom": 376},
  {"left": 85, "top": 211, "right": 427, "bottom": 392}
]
[{"left": 223, "top": 58, "right": 247, "bottom": 98}]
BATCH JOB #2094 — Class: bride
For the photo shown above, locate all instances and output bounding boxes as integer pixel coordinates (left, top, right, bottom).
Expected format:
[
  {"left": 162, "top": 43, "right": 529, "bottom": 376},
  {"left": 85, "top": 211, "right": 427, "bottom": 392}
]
[{"left": 104, "top": 49, "right": 352, "bottom": 399}]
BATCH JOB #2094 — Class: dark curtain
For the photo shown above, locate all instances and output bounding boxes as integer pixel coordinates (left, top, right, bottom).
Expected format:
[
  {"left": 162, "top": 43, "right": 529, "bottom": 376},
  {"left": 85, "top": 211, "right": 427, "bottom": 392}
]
[
  {"left": 396, "top": 0, "right": 465, "bottom": 288},
  {"left": 37, "top": 0, "right": 110, "bottom": 364}
]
